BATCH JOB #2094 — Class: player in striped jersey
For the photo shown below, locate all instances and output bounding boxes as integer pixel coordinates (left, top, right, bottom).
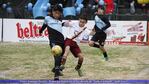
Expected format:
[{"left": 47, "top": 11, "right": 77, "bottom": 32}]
[
  {"left": 39, "top": 4, "right": 64, "bottom": 80},
  {"left": 89, "top": 9, "right": 111, "bottom": 61}
]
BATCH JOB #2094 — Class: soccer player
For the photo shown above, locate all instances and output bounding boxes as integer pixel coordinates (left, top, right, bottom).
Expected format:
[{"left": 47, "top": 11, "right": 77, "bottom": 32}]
[
  {"left": 39, "top": 4, "right": 64, "bottom": 80},
  {"left": 88, "top": 8, "right": 111, "bottom": 61},
  {"left": 60, "top": 15, "right": 90, "bottom": 77}
]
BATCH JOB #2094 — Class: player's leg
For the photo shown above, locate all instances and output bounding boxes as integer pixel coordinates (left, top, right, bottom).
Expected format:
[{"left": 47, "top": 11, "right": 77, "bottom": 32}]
[
  {"left": 70, "top": 42, "right": 83, "bottom": 77},
  {"left": 98, "top": 33, "right": 109, "bottom": 61},
  {"left": 60, "top": 45, "right": 70, "bottom": 70},
  {"left": 89, "top": 41, "right": 100, "bottom": 48},
  {"left": 49, "top": 42, "right": 60, "bottom": 80},
  {"left": 89, "top": 32, "right": 109, "bottom": 61},
  {"left": 50, "top": 41, "right": 64, "bottom": 80},
  {"left": 55, "top": 43, "right": 65, "bottom": 79},
  {"left": 98, "top": 41, "right": 108, "bottom": 61},
  {"left": 75, "top": 53, "right": 84, "bottom": 77},
  {"left": 60, "top": 38, "right": 72, "bottom": 70},
  {"left": 89, "top": 33, "right": 100, "bottom": 48},
  {"left": 75, "top": 53, "right": 83, "bottom": 70}
]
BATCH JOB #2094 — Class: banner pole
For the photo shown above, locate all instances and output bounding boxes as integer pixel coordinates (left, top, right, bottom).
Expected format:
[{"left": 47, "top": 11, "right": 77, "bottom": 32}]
[
  {"left": 1, "top": 18, "right": 3, "bottom": 42},
  {"left": 147, "top": 22, "right": 149, "bottom": 45}
]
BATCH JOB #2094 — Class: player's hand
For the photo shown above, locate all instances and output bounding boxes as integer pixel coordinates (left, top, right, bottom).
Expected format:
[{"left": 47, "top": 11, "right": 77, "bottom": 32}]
[{"left": 64, "top": 20, "right": 72, "bottom": 27}]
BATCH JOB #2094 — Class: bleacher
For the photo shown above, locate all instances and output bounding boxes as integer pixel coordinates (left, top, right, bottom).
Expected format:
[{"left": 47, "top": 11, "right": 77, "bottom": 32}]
[{"left": 0, "top": 0, "right": 149, "bottom": 20}]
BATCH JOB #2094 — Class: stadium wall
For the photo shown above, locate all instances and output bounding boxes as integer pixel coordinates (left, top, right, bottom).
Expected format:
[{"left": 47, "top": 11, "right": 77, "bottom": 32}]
[
  {"left": 2, "top": 19, "right": 148, "bottom": 45},
  {"left": 0, "top": 19, "right": 2, "bottom": 41}
]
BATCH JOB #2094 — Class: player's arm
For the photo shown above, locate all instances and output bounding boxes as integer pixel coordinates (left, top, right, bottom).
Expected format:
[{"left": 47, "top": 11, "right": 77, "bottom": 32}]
[
  {"left": 102, "top": 17, "right": 111, "bottom": 31},
  {"left": 62, "top": 22, "right": 65, "bottom": 26},
  {"left": 39, "top": 17, "right": 48, "bottom": 34},
  {"left": 62, "top": 20, "right": 73, "bottom": 27},
  {"left": 39, "top": 23, "right": 47, "bottom": 34}
]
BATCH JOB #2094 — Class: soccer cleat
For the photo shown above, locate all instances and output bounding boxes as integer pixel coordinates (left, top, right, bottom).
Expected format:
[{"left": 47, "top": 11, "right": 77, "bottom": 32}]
[
  {"left": 51, "top": 68, "right": 63, "bottom": 76},
  {"left": 75, "top": 67, "right": 83, "bottom": 77},
  {"left": 51, "top": 68, "right": 55, "bottom": 73},
  {"left": 54, "top": 71, "right": 59, "bottom": 80},
  {"left": 58, "top": 71, "right": 64, "bottom": 76},
  {"left": 104, "top": 56, "right": 109, "bottom": 61},
  {"left": 60, "top": 65, "right": 65, "bottom": 71}
]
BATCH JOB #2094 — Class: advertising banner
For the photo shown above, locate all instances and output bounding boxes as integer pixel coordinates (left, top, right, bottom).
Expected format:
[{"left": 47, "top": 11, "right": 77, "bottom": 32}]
[
  {"left": 105, "top": 21, "right": 147, "bottom": 45},
  {"left": 3, "top": 19, "right": 49, "bottom": 43},
  {"left": 3, "top": 19, "right": 148, "bottom": 45}
]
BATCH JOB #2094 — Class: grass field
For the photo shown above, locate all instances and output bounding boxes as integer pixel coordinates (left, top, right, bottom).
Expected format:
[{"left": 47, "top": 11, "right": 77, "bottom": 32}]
[{"left": 0, "top": 42, "right": 149, "bottom": 80}]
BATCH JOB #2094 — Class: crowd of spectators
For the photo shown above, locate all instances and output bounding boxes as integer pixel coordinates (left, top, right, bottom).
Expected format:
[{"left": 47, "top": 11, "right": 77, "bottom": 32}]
[{"left": 0, "top": 0, "right": 149, "bottom": 20}]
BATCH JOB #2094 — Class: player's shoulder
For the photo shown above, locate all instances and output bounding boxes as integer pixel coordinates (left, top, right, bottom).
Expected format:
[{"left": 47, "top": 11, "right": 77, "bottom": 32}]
[
  {"left": 71, "top": 22, "right": 79, "bottom": 28},
  {"left": 95, "top": 15, "right": 107, "bottom": 20},
  {"left": 45, "top": 16, "right": 53, "bottom": 20},
  {"left": 95, "top": 15, "right": 102, "bottom": 22}
]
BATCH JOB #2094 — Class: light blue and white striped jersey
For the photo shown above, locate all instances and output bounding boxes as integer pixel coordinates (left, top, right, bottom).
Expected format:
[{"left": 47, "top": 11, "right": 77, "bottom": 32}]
[
  {"left": 95, "top": 15, "right": 106, "bottom": 30},
  {"left": 44, "top": 16, "right": 62, "bottom": 33}
]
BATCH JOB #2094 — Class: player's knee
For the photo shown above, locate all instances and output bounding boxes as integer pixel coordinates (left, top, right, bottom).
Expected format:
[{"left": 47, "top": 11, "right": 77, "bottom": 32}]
[
  {"left": 65, "top": 46, "right": 70, "bottom": 50},
  {"left": 64, "top": 46, "right": 70, "bottom": 55},
  {"left": 79, "top": 56, "right": 83, "bottom": 60},
  {"left": 62, "top": 55, "right": 67, "bottom": 59},
  {"left": 78, "top": 53, "right": 83, "bottom": 59},
  {"left": 100, "top": 46, "right": 106, "bottom": 52},
  {"left": 88, "top": 42, "right": 94, "bottom": 47}
]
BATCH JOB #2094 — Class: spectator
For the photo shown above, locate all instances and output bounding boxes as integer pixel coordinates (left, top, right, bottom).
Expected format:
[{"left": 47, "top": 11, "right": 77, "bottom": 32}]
[
  {"left": 104, "top": 0, "right": 114, "bottom": 14},
  {"left": 130, "top": 0, "right": 135, "bottom": 14}
]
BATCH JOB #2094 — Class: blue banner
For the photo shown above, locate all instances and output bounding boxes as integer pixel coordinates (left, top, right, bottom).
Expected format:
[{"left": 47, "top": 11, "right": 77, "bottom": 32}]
[{"left": 0, "top": 80, "right": 149, "bottom": 83}]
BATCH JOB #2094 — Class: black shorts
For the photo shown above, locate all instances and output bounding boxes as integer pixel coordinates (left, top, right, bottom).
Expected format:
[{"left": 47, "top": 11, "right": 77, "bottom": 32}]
[{"left": 91, "top": 31, "right": 107, "bottom": 46}]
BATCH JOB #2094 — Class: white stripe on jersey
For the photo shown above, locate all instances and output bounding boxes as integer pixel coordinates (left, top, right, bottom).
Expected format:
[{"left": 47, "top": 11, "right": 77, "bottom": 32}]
[{"left": 95, "top": 15, "right": 106, "bottom": 30}]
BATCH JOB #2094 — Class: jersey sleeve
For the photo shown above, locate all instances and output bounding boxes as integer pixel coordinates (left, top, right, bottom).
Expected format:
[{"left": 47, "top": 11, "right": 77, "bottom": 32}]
[
  {"left": 40, "top": 17, "right": 49, "bottom": 33},
  {"left": 101, "top": 16, "right": 111, "bottom": 31},
  {"left": 44, "top": 16, "right": 52, "bottom": 24},
  {"left": 44, "top": 16, "right": 48, "bottom": 24}
]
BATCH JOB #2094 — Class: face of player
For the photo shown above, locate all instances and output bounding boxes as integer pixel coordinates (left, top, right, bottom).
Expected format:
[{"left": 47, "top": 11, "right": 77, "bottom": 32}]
[
  {"left": 79, "top": 19, "right": 87, "bottom": 28},
  {"left": 52, "top": 11, "right": 62, "bottom": 20},
  {"left": 97, "top": 9, "right": 104, "bottom": 15}
]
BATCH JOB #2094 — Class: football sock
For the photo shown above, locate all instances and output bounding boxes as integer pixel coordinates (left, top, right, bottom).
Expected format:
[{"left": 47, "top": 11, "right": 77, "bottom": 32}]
[
  {"left": 103, "top": 52, "right": 108, "bottom": 61},
  {"left": 54, "top": 66, "right": 59, "bottom": 80},
  {"left": 103, "top": 52, "right": 108, "bottom": 58},
  {"left": 76, "top": 62, "right": 82, "bottom": 70}
]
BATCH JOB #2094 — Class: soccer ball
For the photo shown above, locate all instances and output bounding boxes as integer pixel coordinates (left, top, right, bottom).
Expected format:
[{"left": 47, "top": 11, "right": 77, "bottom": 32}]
[{"left": 51, "top": 45, "right": 62, "bottom": 56}]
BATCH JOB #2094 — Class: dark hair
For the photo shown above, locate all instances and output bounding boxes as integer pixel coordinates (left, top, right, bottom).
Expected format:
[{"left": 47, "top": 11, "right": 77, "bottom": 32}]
[
  {"left": 79, "top": 15, "right": 88, "bottom": 22},
  {"left": 52, "top": 4, "right": 63, "bottom": 13}
]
